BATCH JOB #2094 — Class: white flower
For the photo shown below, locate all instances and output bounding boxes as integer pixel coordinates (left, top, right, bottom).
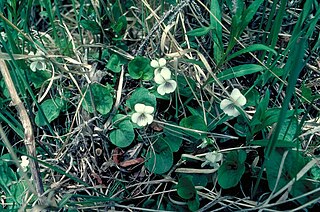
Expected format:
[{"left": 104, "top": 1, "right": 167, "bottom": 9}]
[
  {"left": 131, "top": 103, "right": 154, "bottom": 127},
  {"left": 220, "top": 88, "right": 246, "bottom": 117},
  {"left": 20, "top": 156, "right": 29, "bottom": 172},
  {"left": 28, "top": 50, "right": 47, "bottom": 72},
  {"left": 151, "top": 58, "right": 172, "bottom": 76},
  {"left": 154, "top": 68, "right": 177, "bottom": 95},
  {"left": 201, "top": 151, "right": 223, "bottom": 168}
]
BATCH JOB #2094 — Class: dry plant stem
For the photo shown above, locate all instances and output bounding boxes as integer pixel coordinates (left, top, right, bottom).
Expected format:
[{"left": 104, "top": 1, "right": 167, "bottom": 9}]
[{"left": 0, "top": 59, "right": 44, "bottom": 199}]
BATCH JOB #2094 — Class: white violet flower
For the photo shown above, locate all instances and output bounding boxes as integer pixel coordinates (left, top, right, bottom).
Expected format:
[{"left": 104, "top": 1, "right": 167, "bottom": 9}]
[
  {"left": 201, "top": 151, "right": 223, "bottom": 168},
  {"left": 220, "top": 88, "right": 246, "bottom": 117},
  {"left": 28, "top": 50, "right": 47, "bottom": 72},
  {"left": 154, "top": 68, "right": 177, "bottom": 95},
  {"left": 131, "top": 103, "right": 154, "bottom": 127},
  {"left": 20, "top": 156, "right": 29, "bottom": 172}
]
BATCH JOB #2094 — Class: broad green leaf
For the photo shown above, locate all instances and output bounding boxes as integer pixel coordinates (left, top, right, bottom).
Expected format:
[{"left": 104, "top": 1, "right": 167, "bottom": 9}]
[
  {"left": 217, "top": 64, "right": 265, "bottom": 81},
  {"left": 82, "top": 82, "right": 113, "bottom": 115},
  {"left": 80, "top": 20, "right": 101, "bottom": 34},
  {"left": 128, "top": 56, "right": 153, "bottom": 80},
  {"left": 180, "top": 173, "right": 208, "bottom": 187},
  {"left": 127, "top": 87, "right": 157, "bottom": 110},
  {"left": 265, "top": 149, "right": 311, "bottom": 203},
  {"left": 227, "top": 44, "right": 277, "bottom": 62},
  {"left": 0, "top": 163, "right": 17, "bottom": 187},
  {"left": 35, "top": 99, "right": 62, "bottom": 127},
  {"left": 9, "top": 181, "right": 28, "bottom": 205},
  {"left": 243, "top": 88, "right": 260, "bottom": 107},
  {"left": 187, "top": 193, "right": 200, "bottom": 211},
  {"left": 278, "top": 118, "right": 298, "bottom": 142},
  {"left": 29, "top": 69, "right": 51, "bottom": 89},
  {"left": 186, "top": 26, "right": 212, "bottom": 37},
  {"left": 145, "top": 139, "right": 173, "bottom": 174},
  {"left": 180, "top": 115, "right": 207, "bottom": 139},
  {"left": 176, "top": 177, "right": 196, "bottom": 200},
  {"left": 218, "top": 150, "right": 246, "bottom": 189},
  {"left": 106, "top": 54, "right": 122, "bottom": 73},
  {"left": 109, "top": 114, "right": 135, "bottom": 148},
  {"left": 177, "top": 75, "right": 197, "bottom": 97},
  {"left": 112, "top": 15, "right": 127, "bottom": 35},
  {"left": 300, "top": 84, "right": 313, "bottom": 102}
]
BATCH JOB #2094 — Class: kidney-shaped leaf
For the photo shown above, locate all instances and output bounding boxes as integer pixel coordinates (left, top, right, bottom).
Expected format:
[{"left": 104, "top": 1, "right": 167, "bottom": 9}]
[
  {"left": 127, "top": 87, "right": 157, "bottom": 110},
  {"left": 179, "top": 115, "right": 207, "bottom": 139},
  {"left": 145, "top": 139, "right": 173, "bottom": 174},
  {"left": 35, "top": 99, "right": 62, "bottom": 127},
  {"left": 82, "top": 83, "right": 113, "bottom": 115},
  {"left": 128, "top": 56, "right": 153, "bottom": 80},
  {"left": 218, "top": 150, "right": 246, "bottom": 189},
  {"left": 109, "top": 114, "right": 135, "bottom": 148}
]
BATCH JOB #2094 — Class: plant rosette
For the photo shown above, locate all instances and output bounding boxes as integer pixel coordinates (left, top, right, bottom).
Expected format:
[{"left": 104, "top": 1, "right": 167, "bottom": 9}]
[{"left": 220, "top": 88, "right": 246, "bottom": 117}]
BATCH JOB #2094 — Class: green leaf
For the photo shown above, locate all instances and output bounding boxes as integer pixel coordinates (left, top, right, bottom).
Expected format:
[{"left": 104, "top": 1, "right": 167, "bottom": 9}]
[
  {"left": 278, "top": 118, "right": 298, "bottom": 142},
  {"left": 106, "top": 54, "right": 122, "bottom": 73},
  {"left": 217, "top": 64, "right": 265, "bottom": 81},
  {"left": 187, "top": 194, "right": 200, "bottom": 212},
  {"left": 300, "top": 84, "right": 313, "bottom": 102},
  {"left": 179, "top": 115, "right": 207, "bottom": 139},
  {"left": 82, "top": 82, "right": 113, "bottom": 115},
  {"left": 128, "top": 56, "right": 153, "bottom": 80},
  {"left": 186, "top": 26, "right": 212, "bottom": 37},
  {"left": 163, "top": 126, "right": 183, "bottom": 152},
  {"left": 145, "top": 139, "right": 173, "bottom": 174},
  {"left": 109, "top": 114, "right": 135, "bottom": 148},
  {"left": 218, "top": 150, "right": 246, "bottom": 189},
  {"left": 80, "top": 19, "right": 101, "bottom": 34},
  {"left": 176, "top": 177, "right": 196, "bottom": 200},
  {"left": 112, "top": 15, "right": 127, "bottom": 35},
  {"left": 266, "top": 149, "right": 307, "bottom": 194},
  {"left": 127, "top": 87, "right": 157, "bottom": 110},
  {"left": 177, "top": 75, "right": 197, "bottom": 97},
  {"left": 35, "top": 99, "right": 62, "bottom": 127},
  {"left": 29, "top": 69, "right": 51, "bottom": 89},
  {"left": 9, "top": 181, "right": 28, "bottom": 205},
  {"left": 210, "top": 0, "right": 223, "bottom": 64},
  {"left": 0, "top": 162, "right": 17, "bottom": 187},
  {"left": 227, "top": 44, "right": 277, "bottom": 62}
]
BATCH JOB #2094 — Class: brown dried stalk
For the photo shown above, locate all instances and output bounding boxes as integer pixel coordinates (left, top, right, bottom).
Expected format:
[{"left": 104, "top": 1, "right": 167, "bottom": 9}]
[{"left": 0, "top": 58, "right": 44, "bottom": 201}]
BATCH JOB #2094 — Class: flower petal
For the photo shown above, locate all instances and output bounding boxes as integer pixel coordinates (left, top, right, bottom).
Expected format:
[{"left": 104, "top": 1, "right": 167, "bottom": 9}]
[
  {"left": 236, "top": 95, "right": 246, "bottom": 106},
  {"left": 160, "top": 67, "right": 171, "bottom": 80},
  {"left": 158, "top": 58, "right": 166, "bottom": 67},
  {"left": 145, "top": 114, "right": 154, "bottom": 124},
  {"left": 30, "top": 62, "right": 38, "bottom": 72},
  {"left": 220, "top": 99, "right": 232, "bottom": 110},
  {"left": 136, "top": 114, "right": 149, "bottom": 126},
  {"left": 154, "top": 68, "right": 161, "bottom": 76},
  {"left": 164, "top": 80, "right": 177, "bottom": 93},
  {"left": 131, "top": 112, "right": 141, "bottom": 123},
  {"left": 230, "top": 88, "right": 246, "bottom": 106},
  {"left": 157, "top": 84, "right": 166, "bottom": 95},
  {"left": 224, "top": 105, "right": 240, "bottom": 117},
  {"left": 150, "top": 60, "right": 159, "bottom": 68},
  {"left": 144, "top": 105, "right": 154, "bottom": 114},
  {"left": 134, "top": 103, "right": 146, "bottom": 113},
  {"left": 154, "top": 73, "right": 165, "bottom": 84}
]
